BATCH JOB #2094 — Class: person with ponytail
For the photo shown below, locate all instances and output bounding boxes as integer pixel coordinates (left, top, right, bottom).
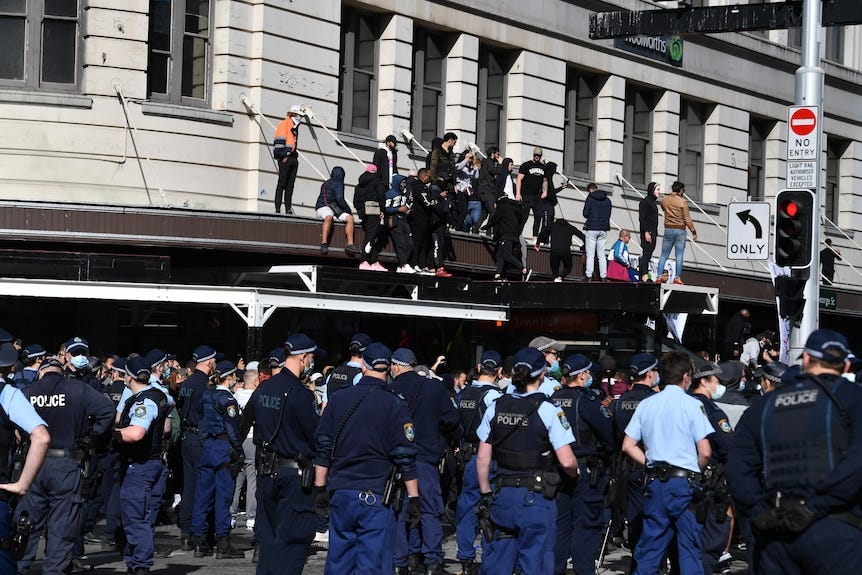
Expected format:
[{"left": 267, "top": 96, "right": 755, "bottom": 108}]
[{"left": 475, "top": 347, "right": 579, "bottom": 574}]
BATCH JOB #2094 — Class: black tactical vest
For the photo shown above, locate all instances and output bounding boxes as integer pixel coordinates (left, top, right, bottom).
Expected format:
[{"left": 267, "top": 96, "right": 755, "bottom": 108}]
[
  {"left": 0, "top": 383, "right": 13, "bottom": 482},
  {"left": 327, "top": 363, "right": 362, "bottom": 399},
  {"left": 489, "top": 394, "right": 552, "bottom": 478},
  {"left": 614, "top": 384, "right": 655, "bottom": 437},
  {"left": 458, "top": 384, "right": 498, "bottom": 444},
  {"left": 551, "top": 386, "right": 594, "bottom": 455},
  {"left": 118, "top": 388, "right": 169, "bottom": 463}
]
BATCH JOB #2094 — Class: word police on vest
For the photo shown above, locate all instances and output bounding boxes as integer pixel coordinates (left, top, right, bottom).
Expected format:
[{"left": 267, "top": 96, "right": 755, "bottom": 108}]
[
  {"left": 774, "top": 389, "right": 818, "bottom": 408},
  {"left": 31, "top": 394, "right": 66, "bottom": 408}
]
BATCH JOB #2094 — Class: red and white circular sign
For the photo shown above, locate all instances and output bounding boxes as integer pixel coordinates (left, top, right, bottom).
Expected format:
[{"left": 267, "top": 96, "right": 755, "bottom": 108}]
[{"left": 790, "top": 107, "right": 817, "bottom": 137}]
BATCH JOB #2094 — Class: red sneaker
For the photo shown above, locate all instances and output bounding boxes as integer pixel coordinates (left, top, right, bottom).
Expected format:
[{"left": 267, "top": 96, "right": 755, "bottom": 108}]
[
  {"left": 672, "top": 277, "right": 685, "bottom": 285},
  {"left": 435, "top": 268, "right": 453, "bottom": 278}
]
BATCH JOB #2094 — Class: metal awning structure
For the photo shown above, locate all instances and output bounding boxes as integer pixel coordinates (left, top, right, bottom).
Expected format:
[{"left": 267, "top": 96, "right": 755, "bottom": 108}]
[
  {"left": 659, "top": 284, "right": 719, "bottom": 315},
  {"left": 0, "top": 274, "right": 509, "bottom": 327}
]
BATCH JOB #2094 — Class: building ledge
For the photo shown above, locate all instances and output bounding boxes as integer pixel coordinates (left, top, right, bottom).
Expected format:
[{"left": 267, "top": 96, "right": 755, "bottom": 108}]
[{"left": 0, "top": 89, "right": 93, "bottom": 109}]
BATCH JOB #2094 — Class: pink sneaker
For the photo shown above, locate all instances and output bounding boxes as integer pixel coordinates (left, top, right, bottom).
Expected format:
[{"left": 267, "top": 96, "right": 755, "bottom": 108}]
[
  {"left": 371, "top": 262, "right": 388, "bottom": 272},
  {"left": 358, "top": 261, "right": 373, "bottom": 271}
]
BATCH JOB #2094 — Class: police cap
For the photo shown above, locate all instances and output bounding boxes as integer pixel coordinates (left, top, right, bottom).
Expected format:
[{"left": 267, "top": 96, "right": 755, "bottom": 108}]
[
  {"left": 268, "top": 348, "right": 286, "bottom": 366},
  {"left": 23, "top": 344, "right": 46, "bottom": 361},
  {"left": 65, "top": 337, "right": 89, "bottom": 356},
  {"left": 125, "top": 357, "right": 151, "bottom": 381},
  {"left": 0, "top": 328, "right": 12, "bottom": 344},
  {"left": 630, "top": 353, "right": 659, "bottom": 377},
  {"left": 391, "top": 348, "right": 416, "bottom": 367},
  {"left": 192, "top": 345, "right": 217, "bottom": 363},
  {"left": 285, "top": 333, "right": 317, "bottom": 356},
  {"left": 513, "top": 347, "right": 546, "bottom": 378},
  {"left": 363, "top": 342, "right": 392, "bottom": 372},
  {"left": 145, "top": 349, "right": 168, "bottom": 368},
  {"left": 0, "top": 343, "right": 18, "bottom": 368},
  {"left": 479, "top": 350, "right": 502, "bottom": 370},
  {"left": 756, "top": 361, "right": 788, "bottom": 385},
  {"left": 563, "top": 354, "right": 592, "bottom": 376},
  {"left": 349, "top": 333, "right": 373, "bottom": 354},
  {"left": 215, "top": 360, "right": 237, "bottom": 380},
  {"left": 112, "top": 358, "right": 128, "bottom": 373},
  {"left": 803, "top": 328, "right": 850, "bottom": 362},
  {"left": 40, "top": 357, "right": 64, "bottom": 371},
  {"left": 528, "top": 336, "right": 564, "bottom": 353},
  {"left": 692, "top": 361, "right": 724, "bottom": 380}
]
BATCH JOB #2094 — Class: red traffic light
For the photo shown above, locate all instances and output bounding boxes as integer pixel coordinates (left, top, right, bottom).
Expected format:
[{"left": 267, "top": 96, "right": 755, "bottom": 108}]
[
  {"left": 773, "top": 190, "right": 814, "bottom": 268},
  {"left": 781, "top": 200, "right": 799, "bottom": 218}
]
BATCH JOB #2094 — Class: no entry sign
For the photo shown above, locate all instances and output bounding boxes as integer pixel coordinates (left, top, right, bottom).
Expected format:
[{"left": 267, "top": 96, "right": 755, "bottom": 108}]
[
  {"left": 789, "top": 107, "right": 817, "bottom": 137},
  {"left": 786, "top": 106, "right": 819, "bottom": 190}
]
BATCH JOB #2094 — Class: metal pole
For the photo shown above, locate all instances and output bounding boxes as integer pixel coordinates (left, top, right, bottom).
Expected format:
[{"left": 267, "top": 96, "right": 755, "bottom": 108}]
[{"left": 790, "top": 0, "right": 824, "bottom": 357}]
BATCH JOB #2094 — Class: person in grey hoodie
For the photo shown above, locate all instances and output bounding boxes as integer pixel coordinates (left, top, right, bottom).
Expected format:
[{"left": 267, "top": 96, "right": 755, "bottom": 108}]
[{"left": 582, "top": 183, "right": 611, "bottom": 281}]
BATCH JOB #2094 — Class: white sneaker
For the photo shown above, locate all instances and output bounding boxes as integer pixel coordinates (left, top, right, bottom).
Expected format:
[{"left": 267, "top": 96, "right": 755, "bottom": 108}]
[
  {"left": 553, "top": 277, "right": 562, "bottom": 283},
  {"left": 313, "top": 530, "right": 329, "bottom": 549},
  {"left": 172, "top": 494, "right": 181, "bottom": 510},
  {"left": 246, "top": 519, "right": 255, "bottom": 530},
  {"left": 397, "top": 264, "right": 416, "bottom": 274}
]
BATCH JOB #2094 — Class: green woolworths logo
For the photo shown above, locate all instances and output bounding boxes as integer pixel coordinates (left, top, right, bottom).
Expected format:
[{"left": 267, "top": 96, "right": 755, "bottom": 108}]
[{"left": 668, "top": 36, "right": 684, "bottom": 62}]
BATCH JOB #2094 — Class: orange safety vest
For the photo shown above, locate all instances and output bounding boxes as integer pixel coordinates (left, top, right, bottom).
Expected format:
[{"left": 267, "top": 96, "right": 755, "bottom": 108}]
[{"left": 274, "top": 118, "right": 298, "bottom": 153}]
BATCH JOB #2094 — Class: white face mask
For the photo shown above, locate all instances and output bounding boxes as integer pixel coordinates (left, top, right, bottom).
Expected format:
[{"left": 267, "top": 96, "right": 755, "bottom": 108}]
[{"left": 712, "top": 383, "right": 727, "bottom": 401}]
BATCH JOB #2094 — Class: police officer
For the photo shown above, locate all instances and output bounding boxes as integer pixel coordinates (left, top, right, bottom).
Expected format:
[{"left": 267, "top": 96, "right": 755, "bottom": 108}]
[
  {"left": 243, "top": 334, "right": 320, "bottom": 574},
  {"left": 476, "top": 347, "right": 579, "bottom": 575},
  {"left": 322, "top": 333, "right": 371, "bottom": 408},
  {"left": 15, "top": 355, "right": 114, "bottom": 575},
  {"left": 314, "top": 342, "right": 421, "bottom": 575},
  {"left": 100, "top": 358, "right": 128, "bottom": 548},
  {"left": 63, "top": 337, "right": 101, "bottom": 390},
  {"left": 114, "top": 357, "right": 170, "bottom": 574},
  {"left": 621, "top": 351, "right": 713, "bottom": 575},
  {"left": 754, "top": 361, "right": 788, "bottom": 395},
  {"left": 455, "top": 351, "right": 504, "bottom": 575},
  {"left": 12, "top": 344, "right": 45, "bottom": 388},
  {"left": 389, "top": 347, "right": 459, "bottom": 575},
  {"left": 176, "top": 345, "right": 217, "bottom": 548},
  {"left": 505, "top": 336, "right": 565, "bottom": 396},
  {"left": 727, "top": 329, "right": 862, "bottom": 574},
  {"left": 690, "top": 362, "right": 735, "bottom": 575},
  {"left": 0, "top": 341, "right": 50, "bottom": 574},
  {"left": 551, "top": 354, "right": 616, "bottom": 575},
  {"left": 191, "top": 360, "right": 244, "bottom": 559},
  {"left": 613, "top": 352, "right": 660, "bottom": 572}
]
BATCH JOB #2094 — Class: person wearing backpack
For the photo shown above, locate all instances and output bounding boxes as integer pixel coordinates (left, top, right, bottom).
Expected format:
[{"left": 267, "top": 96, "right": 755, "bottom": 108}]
[{"left": 315, "top": 166, "right": 360, "bottom": 256}]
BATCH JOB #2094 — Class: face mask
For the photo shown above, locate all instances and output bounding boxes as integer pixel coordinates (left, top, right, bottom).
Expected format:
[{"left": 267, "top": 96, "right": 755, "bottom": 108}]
[
  {"left": 547, "top": 360, "right": 561, "bottom": 381},
  {"left": 739, "top": 380, "right": 746, "bottom": 392},
  {"left": 70, "top": 355, "right": 89, "bottom": 369},
  {"left": 712, "top": 383, "right": 726, "bottom": 401},
  {"left": 653, "top": 373, "right": 661, "bottom": 387},
  {"left": 302, "top": 358, "right": 315, "bottom": 378},
  {"left": 584, "top": 375, "right": 594, "bottom": 388},
  {"left": 164, "top": 366, "right": 172, "bottom": 378}
]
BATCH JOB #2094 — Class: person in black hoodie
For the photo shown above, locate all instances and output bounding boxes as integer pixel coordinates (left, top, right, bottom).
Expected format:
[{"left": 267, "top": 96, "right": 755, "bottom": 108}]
[
  {"left": 547, "top": 218, "right": 584, "bottom": 282},
  {"left": 487, "top": 194, "right": 527, "bottom": 281},
  {"left": 582, "top": 183, "right": 612, "bottom": 281},
  {"left": 354, "top": 164, "right": 388, "bottom": 271},
  {"left": 409, "top": 168, "right": 437, "bottom": 273},
  {"left": 372, "top": 135, "right": 398, "bottom": 189},
  {"left": 316, "top": 166, "right": 359, "bottom": 255},
  {"left": 638, "top": 182, "right": 660, "bottom": 281},
  {"left": 477, "top": 147, "right": 501, "bottom": 226}
]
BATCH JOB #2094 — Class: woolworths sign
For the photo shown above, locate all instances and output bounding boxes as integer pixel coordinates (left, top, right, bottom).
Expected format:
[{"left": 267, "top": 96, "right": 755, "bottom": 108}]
[{"left": 614, "top": 35, "right": 684, "bottom": 67}]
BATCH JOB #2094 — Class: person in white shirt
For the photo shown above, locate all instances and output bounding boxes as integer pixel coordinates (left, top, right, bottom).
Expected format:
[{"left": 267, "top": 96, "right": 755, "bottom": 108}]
[{"left": 231, "top": 368, "right": 259, "bottom": 529}]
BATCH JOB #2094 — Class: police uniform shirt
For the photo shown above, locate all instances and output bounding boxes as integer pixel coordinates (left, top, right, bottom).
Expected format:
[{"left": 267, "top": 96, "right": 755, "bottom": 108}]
[
  {"left": 477, "top": 390, "right": 575, "bottom": 449},
  {"left": 691, "top": 393, "right": 733, "bottom": 462},
  {"left": 23, "top": 372, "right": 115, "bottom": 450},
  {"left": 201, "top": 384, "right": 242, "bottom": 451},
  {"left": 149, "top": 375, "right": 176, "bottom": 407},
  {"left": 124, "top": 386, "right": 161, "bottom": 432},
  {"left": 727, "top": 374, "right": 862, "bottom": 519},
  {"left": 624, "top": 384, "right": 714, "bottom": 473},
  {"left": 177, "top": 370, "right": 209, "bottom": 428},
  {"left": 0, "top": 381, "right": 46, "bottom": 434},
  {"left": 505, "top": 375, "right": 559, "bottom": 397},
  {"left": 12, "top": 367, "right": 38, "bottom": 388},
  {"left": 390, "top": 370, "right": 459, "bottom": 464},
  {"left": 551, "top": 386, "right": 615, "bottom": 458},
  {"left": 118, "top": 379, "right": 174, "bottom": 413},
  {"left": 322, "top": 360, "right": 362, "bottom": 404},
  {"left": 251, "top": 369, "right": 319, "bottom": 460}
]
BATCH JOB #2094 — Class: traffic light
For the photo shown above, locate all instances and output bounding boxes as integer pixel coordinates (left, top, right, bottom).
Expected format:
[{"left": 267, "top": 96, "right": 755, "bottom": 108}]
[
  {"left": 774, "top": 189, "right": 814, "bottom": 268},
  {"left": 775, "top": 276, "right": 806, "bottom": 326}
]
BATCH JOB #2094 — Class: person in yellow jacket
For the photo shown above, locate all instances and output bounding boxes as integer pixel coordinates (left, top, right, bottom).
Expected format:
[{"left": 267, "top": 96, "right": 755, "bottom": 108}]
[
  {"left": 273, "top": 105, "right": 303, "bottom": 214},
  {"left": 655, "top": 181, "right": 697, "bottom": 285}
]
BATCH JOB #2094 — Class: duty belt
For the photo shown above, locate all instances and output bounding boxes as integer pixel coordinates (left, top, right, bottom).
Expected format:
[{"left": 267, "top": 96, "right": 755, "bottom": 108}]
[
  {"left": 646, "top": 462, "right": 702, "bottom": 483},
  {"left": 182, "top": 425, "right": 200, "bottom": 434},
  {"left": 461, "top": 443, "right": 478, "bottom": 457},
  {"left": 276, "top": 456, "right": 300, "bottom": 469},
  {"left": 495, "top": 475, "right": 542, "bottom": 493},
  {"left": 45, "top": 448, "right": 83, "bottom": 459}
]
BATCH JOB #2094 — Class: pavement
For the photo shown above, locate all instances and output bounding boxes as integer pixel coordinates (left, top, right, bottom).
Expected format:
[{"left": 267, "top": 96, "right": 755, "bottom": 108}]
[{"left": 25, "top": 515, "right": 751, "bottom": 574}]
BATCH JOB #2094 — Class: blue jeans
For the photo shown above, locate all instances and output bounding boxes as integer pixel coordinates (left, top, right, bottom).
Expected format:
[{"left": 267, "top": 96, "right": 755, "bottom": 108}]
[
  {"left": 463, "top": 200, "right": 483, "bottom": 233},
  {"left": 656, "top": 228, "right": 687, "bottom": 278},
  {"left": 585, "top": 230, "right": 608, "bottom": 279}
]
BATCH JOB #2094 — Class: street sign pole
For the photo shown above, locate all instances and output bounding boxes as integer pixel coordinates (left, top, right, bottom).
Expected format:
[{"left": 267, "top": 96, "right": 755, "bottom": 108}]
[{"left": 790, "top": 0, "right": 823, "bottom": 358}]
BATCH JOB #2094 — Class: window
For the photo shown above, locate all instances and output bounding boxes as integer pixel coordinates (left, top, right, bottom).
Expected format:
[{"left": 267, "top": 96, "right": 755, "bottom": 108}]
[
  {"left": 678, "top": 99, "right": 707, "bottom": 201},
  {"left": 564, "top": 69, "right": 598, "bottom": 178},
  {"left": 825, "top": 26, "right": 845, "bottom": 64},
  {"left": 147, "top": 0, "right": 213, "bottom": 104},
  {"left": 748, "top": 118, "right": 773, "bottom": 201},
  {"left": 825, "top": 137, "right": 849, "bottom": 223},
  {"left": 787, "top": 27, "right": 802, "bottom": 49},
  {"left": 0, "top": 0, "right": 81, "bottom": 89},
  {"left": 338, "top": 8, "right": 379, "bottom": 135},
  {"left": 411, "top": 28, "right": 448, "bottom": 147},
  {"left": 623, "top": 87, "right": 656, "bottom": 186},
  {"left": 477, "top": 46, "right": 510, "bottom": 152}
]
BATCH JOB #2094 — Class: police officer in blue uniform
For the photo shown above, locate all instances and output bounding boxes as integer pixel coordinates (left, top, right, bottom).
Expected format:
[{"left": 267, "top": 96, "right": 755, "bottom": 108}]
[
  {"left": 507, "top": 336, "right": 566, "bottom": 396},
  {"left": 551, "top": 354, "right": 616, "bottom": 575},
  {"left": 389, "top": 347, "right": 459, "bottom": 575},
  {"left": 727, "top": 329, "right": 862, "bottom": 574},
  {"left": 12, "top": 344, "right": 45, "bottom": 388},
  {"left": 113, "top": 357, "right": 170, "bottom": 575},
  {"left": 15, "top": 355, "right": 114, "bottom": 575},
  {"left": 242, "top": 333, "right": 320, "bottom": 574},
  {"left": 455, "top": 350, "right": 504, "bottom": 575},
  {"left": 63, "top": 337, "right": 101, "bottom": 390},
  {"left": 314, "top": 342, "right": 421, "bottom": 575},
  {"left": 322, "top": 333, "right": 371, "bottom": 408},
  {"left": 100, "top": 358, "right": 128, "bottom": 548},
  {"left": 612, "top": 352, "right": 659, "bottom": 573},
  {"left": 476, "top": 347, "right": 579, "bottom": 575},
  {"left": 176, "top": 345, "right": 217, "bottom": 548},
  {"left": 0, "top": 341, "right": 50, "bottom": 575},
  {"left": 690, "top": 362, "right": 735, "bottom": 575},
  {"left": 191, "top": 360, "right": 245, "bottom": 559},
  {"left": 622, "top": 351, "right": 714, "bottom": 575}
]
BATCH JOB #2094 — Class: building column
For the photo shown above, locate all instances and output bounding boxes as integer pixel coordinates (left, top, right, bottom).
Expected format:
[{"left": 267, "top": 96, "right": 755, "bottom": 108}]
[
  {"left": 376, "top": 15, "right": 413, "bottom": 141},
  {"left": 594, "top": 75, "right": 625, "bottom": 186},
  {"left": 444, "top": 34, "right": 479, "bottom": 145},
  {"left": 763, "top": 121, "right": 785, "bottom": 201},
  {"left": 703, "top": 105, "right": 749, "bottom": 204},
  {"left": 838, "top": 140, "right": 862, "bottom": 230},
  {"left": 650, "top": 90, "right": 680, "bottom": 188},
  {"left": 505, "top": 51, "right": 566, "bottom": 166}
]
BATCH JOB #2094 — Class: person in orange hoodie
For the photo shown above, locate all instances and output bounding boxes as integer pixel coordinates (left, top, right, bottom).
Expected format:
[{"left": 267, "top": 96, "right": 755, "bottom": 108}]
[{"left": 273, "top": 105, "right": 303, "bottom": 214}]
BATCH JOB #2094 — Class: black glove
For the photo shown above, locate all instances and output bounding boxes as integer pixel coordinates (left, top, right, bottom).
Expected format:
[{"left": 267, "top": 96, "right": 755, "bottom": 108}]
[
  {"left": 477, "top": 492, "right": 494, "bottom": 542},
  {"left": 406, "top": 496, "right": 421, "bottom": 529},
  {"left": 228, "top": 448, "right": 244, "bottom": 478},
  {"left": 314, "top": 486, "right": 330, "bottom": 518}
]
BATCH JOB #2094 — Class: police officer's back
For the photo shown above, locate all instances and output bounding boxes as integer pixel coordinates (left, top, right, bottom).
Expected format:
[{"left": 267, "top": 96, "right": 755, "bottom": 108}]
[
  {"left": 727, "top": 329, "right": 862, "bottom": 574},
  {"left": 322, "top": 333, "right": 370, "bottom": 407},
  {"left": 13, "top": 344, "right": 45, "bottom": 388}
]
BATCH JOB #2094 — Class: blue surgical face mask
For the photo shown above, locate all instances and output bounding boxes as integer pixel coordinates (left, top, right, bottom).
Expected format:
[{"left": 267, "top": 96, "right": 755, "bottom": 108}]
[
  {"left": 164, "top": 366, "right": 172, "bottom": 378},
  {"left": 302, "top": 358, "right": 315, "bottom": 378},
  {"left": 653, "top": 373, "right": 661, "bottom": 387},
  {"left": 548, "top": 359, "right": 560, "bottom": 373},
  {"left": 70, "top": 355, "right": 89, "bottom": 369},
  {"left": 585, "top": 375, "right": 594, "bottom": 388}
]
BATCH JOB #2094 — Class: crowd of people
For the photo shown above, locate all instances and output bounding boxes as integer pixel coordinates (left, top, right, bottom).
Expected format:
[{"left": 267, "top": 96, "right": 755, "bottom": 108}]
[
  {"left": 0, "top": 321, "right": 859, "bottom": 575},
  {"left": 276, "top": 110, "right": 701, "bottom": 284}
]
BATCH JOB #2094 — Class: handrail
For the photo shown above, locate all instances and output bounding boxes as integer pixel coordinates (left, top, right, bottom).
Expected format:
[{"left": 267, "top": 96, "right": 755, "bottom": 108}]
[{"left": 301, "top": 107, "right": 369, "bottom": 169}]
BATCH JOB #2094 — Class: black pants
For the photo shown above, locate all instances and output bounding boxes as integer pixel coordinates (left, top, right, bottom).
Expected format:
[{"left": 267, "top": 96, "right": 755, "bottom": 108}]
[
  {"left": 496, "top": 239, "right": 523, "bottom": 275},
  {"left": 389, "top": 217, "right": 413, "bottom": 265},
  {"left": 429, "top": 222, "right": 447, "bottom": 269},
  {"left": 550, "top": 250, "right": 573, "bottom": 279},
  {"left": 478, "top": 190, "right": 497, "bottom": 224},
  {"left": 448, "top": 191, "right": 468, "bottom": 230},
  {"left": 822, "top": 267, "right": 834, "bottom": 285},
  {"left": 361, "top": 216, "right": 387, "bottom": 264},
  {"left": 409, "top": 220, "right": 430, "bottom": 268},
  {"left": 639, "top": 232, "right": 656, "bottom": 278},
  {"left": 275, "top": 154, "right": 298, "bottom": 212}
]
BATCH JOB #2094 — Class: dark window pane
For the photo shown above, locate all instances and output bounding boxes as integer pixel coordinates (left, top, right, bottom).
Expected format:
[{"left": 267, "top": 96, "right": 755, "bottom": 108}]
[
  {"left": 574, "top": 124, "right": 591, "bottom": 174},
  {"left": 45, "top": 0, "right": 77, "bottom": 18},
  {"left": 42, "top": 20, "right": 76, "bottom": 83},
  {"left": 631, "top": 138, "right": 647, "bottom": 184},
  {"left": 149, "top": 0, "right": 172, "bottom": 52},
  {"left": 0, "top": 16, "right": 25, "bottom": 80},
  {"left": 424, "top": 35, "right": 443, "bottom": 87},
  {"left": 485, "top": 102, "right": 502, "bottom": 151},
  {"left": 351, "top": 70, "right": 371, "bottom": 131},
  {"left": 185, "top": 0, "right": 209, "bottom": 35},
  {"left": 0, "top": 0, "right": 26, "bottom": 14},
  {"left": 355, "top": 16, "right": 375, "bottom": 72},
  {"left": 181, "top": 35, "right": 206, "bottom": 99},
  {"left": 147, "top": 52, "right": 169, "bottom": 95},
  {"left": 421, "top": 87, "right": 439, "bottom": 143}
]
